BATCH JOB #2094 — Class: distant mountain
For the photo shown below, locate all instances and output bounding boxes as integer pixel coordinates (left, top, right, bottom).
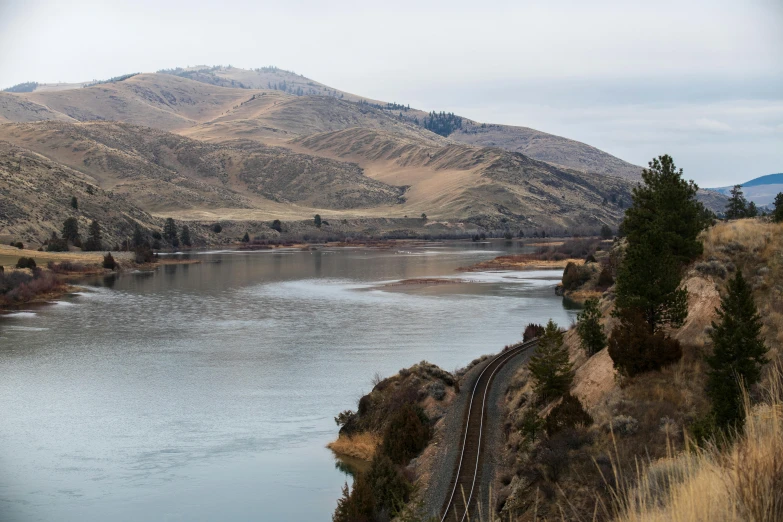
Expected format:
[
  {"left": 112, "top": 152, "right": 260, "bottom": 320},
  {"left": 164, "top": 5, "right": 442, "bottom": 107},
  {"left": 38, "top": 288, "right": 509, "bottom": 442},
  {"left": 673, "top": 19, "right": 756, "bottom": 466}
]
[
  {"left": 709, "top": 174, "right": 783, "bottom": 207},
  {"left": 0, "top": 65, "right": 729, "bottom": 244}
]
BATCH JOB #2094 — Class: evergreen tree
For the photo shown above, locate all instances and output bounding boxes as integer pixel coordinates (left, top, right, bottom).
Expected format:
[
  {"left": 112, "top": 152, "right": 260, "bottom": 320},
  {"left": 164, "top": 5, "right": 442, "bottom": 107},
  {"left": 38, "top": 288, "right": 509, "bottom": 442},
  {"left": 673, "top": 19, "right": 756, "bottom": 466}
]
[
  {"left": 314, "top": 214, "right": 322, "bottom": 228},
  {"left": 180, "top": 225, "right": 192, "bottom": 247},
  {"left": 706, "top": 270, "right": 768, "bottom": 429},
  {"left": 132, "top": 225, "right": 145, "bottom": 248},
  {"left": 241, "top": 232, "right": 250, "bottom": 242},
  {"left": 271, "top": 219, "right": 282, "bottom": 233},
  {"left": 84, "top": 220, "right": 102, "bottom": 251},
  {"left": 576, "top": 298, "right": 607, "bottom": 356},
  {"left": 164, "top": 218, "right": 178, "bottom": 244},
  {"left": 622, "top": 155, "right": 709, "bottom": 265},
  {"left": 614, "top": 230, "right": 689, "bottom": 333},
  {"left": 600, "top": 224, "right": 613, "bottom": 239},
  {"left": 773, "top": 192, "right": 783, "bottom": 223},
  {"left": 746, "top": 201, "right": 758, "bottom": 218},
  {"left": 70, "top": 196, "right": 78, "bottom": 209},
  {"left": 366, "top": 454, "right": 411, "bottom": 517},
  {"left": 614, "top": 155, "right": 704, "bottom": 333},
  {"left": 725, "top": 185, "right": 748, "bottom": 219},
  {"left": 528, "top": 319, "right": 573, "bottom": 401},
  {"left": 62, "top": 217, "right": 80, "bottom": 244}
]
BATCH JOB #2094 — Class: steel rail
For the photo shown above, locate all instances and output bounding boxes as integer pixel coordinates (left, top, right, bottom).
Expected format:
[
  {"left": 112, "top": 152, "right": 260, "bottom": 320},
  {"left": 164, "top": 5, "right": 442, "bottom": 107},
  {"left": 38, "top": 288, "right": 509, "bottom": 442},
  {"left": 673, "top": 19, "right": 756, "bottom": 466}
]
[{"left": 440, "top": 338, "right": 538, "bottom": 522}]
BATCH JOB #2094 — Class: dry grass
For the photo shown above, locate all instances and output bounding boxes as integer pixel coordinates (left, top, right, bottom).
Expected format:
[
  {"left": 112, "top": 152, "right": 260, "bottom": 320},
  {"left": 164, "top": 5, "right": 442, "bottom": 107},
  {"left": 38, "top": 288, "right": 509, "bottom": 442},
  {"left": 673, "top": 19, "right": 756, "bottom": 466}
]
[
  {"left": 0, "top": 244, "right": 130, "bottom": 268},
  {"left": 611, "top": 362, "right": 783, "bottom": 522},
  {"left": 327, "top": 432, "right": 381, "bottom": 461}
]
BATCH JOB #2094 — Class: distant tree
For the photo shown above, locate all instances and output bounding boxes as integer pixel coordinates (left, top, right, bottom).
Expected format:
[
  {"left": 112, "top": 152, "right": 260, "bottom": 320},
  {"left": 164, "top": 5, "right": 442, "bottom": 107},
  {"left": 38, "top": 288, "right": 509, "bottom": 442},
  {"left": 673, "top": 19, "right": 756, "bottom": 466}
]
[
  {"left": 102, "top": 253, "right": 118, "bottom": 270},
  {"left": 420, "top": 213, "right": 427, "bottom": 221},
  {"left": 132, "top": 225, "right": 145, "bottom": 248},
  {"left": 746, "top": 201, "right": 758, "bottom": 218},
  {"left": 523, "top": 323, "right": 545, "bottom": 342},
  {"left": 528, "top": 319, "right": 573, "bottom": 402},
  {"left": 180, "top": 225, "right": 192, "bottom": 247},
  {"left": 600, "top": 224, "right": 613, "bottom": 239},
  {"left": 774, "top": 192, "right": 783, "bottom": 223},
  {"left": 70, "top": 196, "right": 78, "bottom": 210},
  {"left": 46, "top": 231, "right": 68, "bottom": 252},
  {"left": 61, "top": 217, "right": 80, "bottom": 244},
  {"left": 314, "top": 214, "right": 322, "bottom": 228},
  {"left": 241, "top": 232, "right": 250, "bottom": 242},
  {"left": 164, "top": 218, "right": 178, "bottom": 244},
  {"left": 726, "top": 185, "right": 751, "bottom": 219},
  {"left": 706, "top": 270, "right": 768, "bottom": 430},
  {"left": 211, "top": 223, "right": 222, "bottom": 234},
  {"left": 83, "top": 220, "right": 103, "bottom": 251},
  {"left": 576, "top": 298, "right": 607, "bottom": 356},
  {"left": 16, "top": 257, "right": 36, "bottom": 269},
  {"left": 86, "top": 185, "right": 95, "bottom": 195},
  {"left": 271, "top": 219, "right": 282, "bottom": 232},
  {"left": 152, "top": 231, "right": 162, "bottom": 241},
  {"left": 503, "top": 230, "right": 513, "bottom": 240}
]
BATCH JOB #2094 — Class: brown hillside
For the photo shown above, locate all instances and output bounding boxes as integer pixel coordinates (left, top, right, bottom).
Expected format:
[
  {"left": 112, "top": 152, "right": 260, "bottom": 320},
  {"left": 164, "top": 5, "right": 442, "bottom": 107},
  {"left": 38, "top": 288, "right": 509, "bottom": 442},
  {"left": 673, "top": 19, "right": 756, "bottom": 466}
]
[
  {"left": 0, "top": 141, "right": 160, "bottom": 246},
  {"left": 0, "top": 122, "right": 405, "bottom": 215}
]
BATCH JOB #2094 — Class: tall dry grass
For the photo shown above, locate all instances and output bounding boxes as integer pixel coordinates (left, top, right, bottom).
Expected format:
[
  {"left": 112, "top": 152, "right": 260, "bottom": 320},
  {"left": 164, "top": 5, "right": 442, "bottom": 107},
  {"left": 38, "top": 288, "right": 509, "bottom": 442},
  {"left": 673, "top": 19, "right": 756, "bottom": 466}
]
[
  {"left": 611, "top": 361, "right": 783, "bottom": 522},
  {"left": 327, "top": 432, "right": 381, "bottom": 461}
]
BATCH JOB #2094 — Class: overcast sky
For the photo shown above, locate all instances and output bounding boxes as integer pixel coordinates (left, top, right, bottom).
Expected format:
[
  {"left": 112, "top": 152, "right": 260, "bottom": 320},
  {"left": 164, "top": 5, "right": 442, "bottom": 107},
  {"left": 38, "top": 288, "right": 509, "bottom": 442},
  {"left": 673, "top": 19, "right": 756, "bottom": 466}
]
[{"left": 0, "top": 0, "right": 780, "bottom": 186}]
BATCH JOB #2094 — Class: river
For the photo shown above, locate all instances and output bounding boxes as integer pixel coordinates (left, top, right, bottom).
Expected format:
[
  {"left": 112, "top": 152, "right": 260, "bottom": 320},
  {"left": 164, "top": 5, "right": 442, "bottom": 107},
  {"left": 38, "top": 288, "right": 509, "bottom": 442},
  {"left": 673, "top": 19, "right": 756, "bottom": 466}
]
[{"left": 0, "top": 241, "right": 577, "bottom": 522}]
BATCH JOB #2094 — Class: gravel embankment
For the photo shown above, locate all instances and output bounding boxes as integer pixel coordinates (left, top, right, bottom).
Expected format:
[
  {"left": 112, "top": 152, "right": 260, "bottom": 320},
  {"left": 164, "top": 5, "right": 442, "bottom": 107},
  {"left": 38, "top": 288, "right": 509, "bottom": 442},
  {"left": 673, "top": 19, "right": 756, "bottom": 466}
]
[{"left": 421, "top": 348, "right": 534, "bottom": 520}]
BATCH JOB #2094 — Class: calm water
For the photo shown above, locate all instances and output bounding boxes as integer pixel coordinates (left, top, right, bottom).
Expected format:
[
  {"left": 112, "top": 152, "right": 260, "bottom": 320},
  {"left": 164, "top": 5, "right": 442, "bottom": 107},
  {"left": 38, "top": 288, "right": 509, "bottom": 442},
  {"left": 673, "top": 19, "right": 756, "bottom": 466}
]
[{"left": 0, "top": 241, "right": 576, "bottom": 522}]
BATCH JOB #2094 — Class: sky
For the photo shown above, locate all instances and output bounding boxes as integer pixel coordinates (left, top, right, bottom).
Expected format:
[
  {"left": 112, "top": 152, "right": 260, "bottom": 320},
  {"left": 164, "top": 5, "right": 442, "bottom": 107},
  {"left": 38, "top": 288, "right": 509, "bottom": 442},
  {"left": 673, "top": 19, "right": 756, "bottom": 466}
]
[{"left": 0, "top": 0, "right": 781, "bottom": 186}]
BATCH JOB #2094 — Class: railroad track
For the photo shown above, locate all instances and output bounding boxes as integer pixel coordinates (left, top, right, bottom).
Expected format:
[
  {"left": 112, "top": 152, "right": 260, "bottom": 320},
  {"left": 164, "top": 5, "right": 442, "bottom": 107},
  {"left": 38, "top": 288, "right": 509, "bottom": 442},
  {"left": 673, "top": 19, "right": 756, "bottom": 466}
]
[{"left": 440, "top": 339, "right": 538, "bottom": 522}]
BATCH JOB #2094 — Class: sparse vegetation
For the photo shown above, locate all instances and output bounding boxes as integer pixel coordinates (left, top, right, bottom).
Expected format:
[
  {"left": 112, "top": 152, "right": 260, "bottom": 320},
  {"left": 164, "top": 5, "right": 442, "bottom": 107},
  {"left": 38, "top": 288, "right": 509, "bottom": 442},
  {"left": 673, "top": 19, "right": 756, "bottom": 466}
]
[{"left": 3, "top": 81, "right": 38, "bottom": 93}]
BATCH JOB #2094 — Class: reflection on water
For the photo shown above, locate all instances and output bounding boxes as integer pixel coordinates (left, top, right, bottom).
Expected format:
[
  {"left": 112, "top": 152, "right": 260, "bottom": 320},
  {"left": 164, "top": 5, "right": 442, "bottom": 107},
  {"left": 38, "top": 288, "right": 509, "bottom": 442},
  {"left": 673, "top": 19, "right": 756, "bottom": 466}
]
[{"left": 0, "top": 241, "right": 575, "bottom": 522}]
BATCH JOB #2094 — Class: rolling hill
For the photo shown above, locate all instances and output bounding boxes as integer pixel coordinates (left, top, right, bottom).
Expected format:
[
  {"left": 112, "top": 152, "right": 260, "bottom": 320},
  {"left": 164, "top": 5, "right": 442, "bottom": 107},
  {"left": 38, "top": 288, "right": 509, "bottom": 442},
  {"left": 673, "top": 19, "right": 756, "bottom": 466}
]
[{"left": 0, "top": 66, "right": 729, "bottom": 245}]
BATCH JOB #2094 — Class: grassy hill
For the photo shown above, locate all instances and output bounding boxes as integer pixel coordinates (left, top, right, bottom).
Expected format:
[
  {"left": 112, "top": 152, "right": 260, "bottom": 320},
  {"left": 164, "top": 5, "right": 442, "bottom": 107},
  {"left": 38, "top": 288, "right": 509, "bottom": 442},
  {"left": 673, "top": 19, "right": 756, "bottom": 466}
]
[{"left": 0, "top": 66, "right": 728, "bottom": 241}]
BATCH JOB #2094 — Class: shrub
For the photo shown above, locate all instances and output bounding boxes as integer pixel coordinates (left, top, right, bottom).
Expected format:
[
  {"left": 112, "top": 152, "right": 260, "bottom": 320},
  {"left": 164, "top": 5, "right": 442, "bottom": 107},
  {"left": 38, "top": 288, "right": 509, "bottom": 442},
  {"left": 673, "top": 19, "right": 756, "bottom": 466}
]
[
  {"left": 366, "top": 453, "right": 411, "bottom": 517},
  {"left": 103, "top": 253, "right": 118, "bottom": 270},
  {"left": 133, "top": 245, "right": 155, "bottom": 264},
  {"left": 562, "top": 261, "right": 590, "bottom": 291},
  {"left": 241, "top": 232, "right": 250, "bottom": 243},
  {"left": 523, "top": 323, "right": 545, "bottom": 342},
  {"left": 380, "top": 403, "right": 430, "bottom": 464},
  {"left": 16, "top": 257, "right": 36, "bottom": 269},
  {"left": 46, "top": 232, "right": 68, "bottom": 252},
  {"left": 601, "top": 224, "right": 614, "bottom": 239},
  {"left": 545, "top": 393, "right": 593, "bottom": 435},
  {"left": 271, "top": 219, "right": 283, "bottom": 232},
  {"left": 14, "top": 241, "right": 23, "bottom": 249},
  {"left": 597, "top": 267, "right": 614, "bottom": 288},
  {"left": 608, "top": 310, "right": 682, "bottom": 376}
]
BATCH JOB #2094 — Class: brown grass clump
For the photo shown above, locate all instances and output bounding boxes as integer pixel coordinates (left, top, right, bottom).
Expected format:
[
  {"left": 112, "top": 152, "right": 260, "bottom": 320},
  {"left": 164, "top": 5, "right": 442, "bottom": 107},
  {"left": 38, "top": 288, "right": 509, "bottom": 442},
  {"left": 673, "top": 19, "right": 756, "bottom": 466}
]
[
  {"left": 612, "top": 362, "right": 783, "bottom": 522},
  {"left": 327, "top": 432, "right": 381, "bottom": 461}
]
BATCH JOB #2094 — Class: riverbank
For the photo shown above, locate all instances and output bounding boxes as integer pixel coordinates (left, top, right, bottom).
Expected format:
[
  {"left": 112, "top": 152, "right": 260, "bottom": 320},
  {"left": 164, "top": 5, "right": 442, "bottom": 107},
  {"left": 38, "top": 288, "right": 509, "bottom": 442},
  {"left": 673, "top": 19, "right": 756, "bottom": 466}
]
[
  {"left": 460, "top": 255, "right": 583, "bottom": 271},
  {"left": 0, "top": 245, "right": 203, "bottom": 310}
]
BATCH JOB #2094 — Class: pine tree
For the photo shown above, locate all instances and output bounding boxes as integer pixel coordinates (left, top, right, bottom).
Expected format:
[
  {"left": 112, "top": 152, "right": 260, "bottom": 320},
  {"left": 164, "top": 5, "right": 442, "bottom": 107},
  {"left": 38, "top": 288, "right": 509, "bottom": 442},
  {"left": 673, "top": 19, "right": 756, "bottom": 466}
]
[
  {"left": 615, "top": 230, "right": 689, "bottom": 333},
  {"left": 84, "top": 220, "right": 102, "bottom": 251},
  {"left": 725, "top": 185, "right": 748, "bottom": 219},
  {"left": 528, "top": 319, "right": 573, "bottom": 401},
  {"left": 773, "top": 192, "right": 783, "bottom": 223},
  {"left": 132, "top": 225, "right": 145, "bottom": 248},
  {"left": 746, "top": 201, "right": 758, "bottom": 218},
  {"left": 614, "top": 155, "right": 704, "bottom": 333},
  {"left": 163, "top": 218, "right": 178, "bottom": 244},
  {"left": 70, "top": 196, "right": 78, "bottom": 209},
  {"left": 622, "top": 155, "right": 708, "bottom": 265},
  {"left": 706, "top": 269, "right": 768, "bottom": 429},
  {"left": 314, "top": 214, "right": 322, "bottom": 228},
  {"left": 180, "top": 225, "right": 192, "bottom": 247},
  {"left": 241, "top": 232, "right": 250, "bottom": 242},
  {"left": 576, "top": 298, "right": 607, "bottom": 356},
  {"left": 271, "top": 219, "right": 282, "bottom": 233},
  {"left": 62, "top": 217, "right": 80, "bottom": 244}
]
